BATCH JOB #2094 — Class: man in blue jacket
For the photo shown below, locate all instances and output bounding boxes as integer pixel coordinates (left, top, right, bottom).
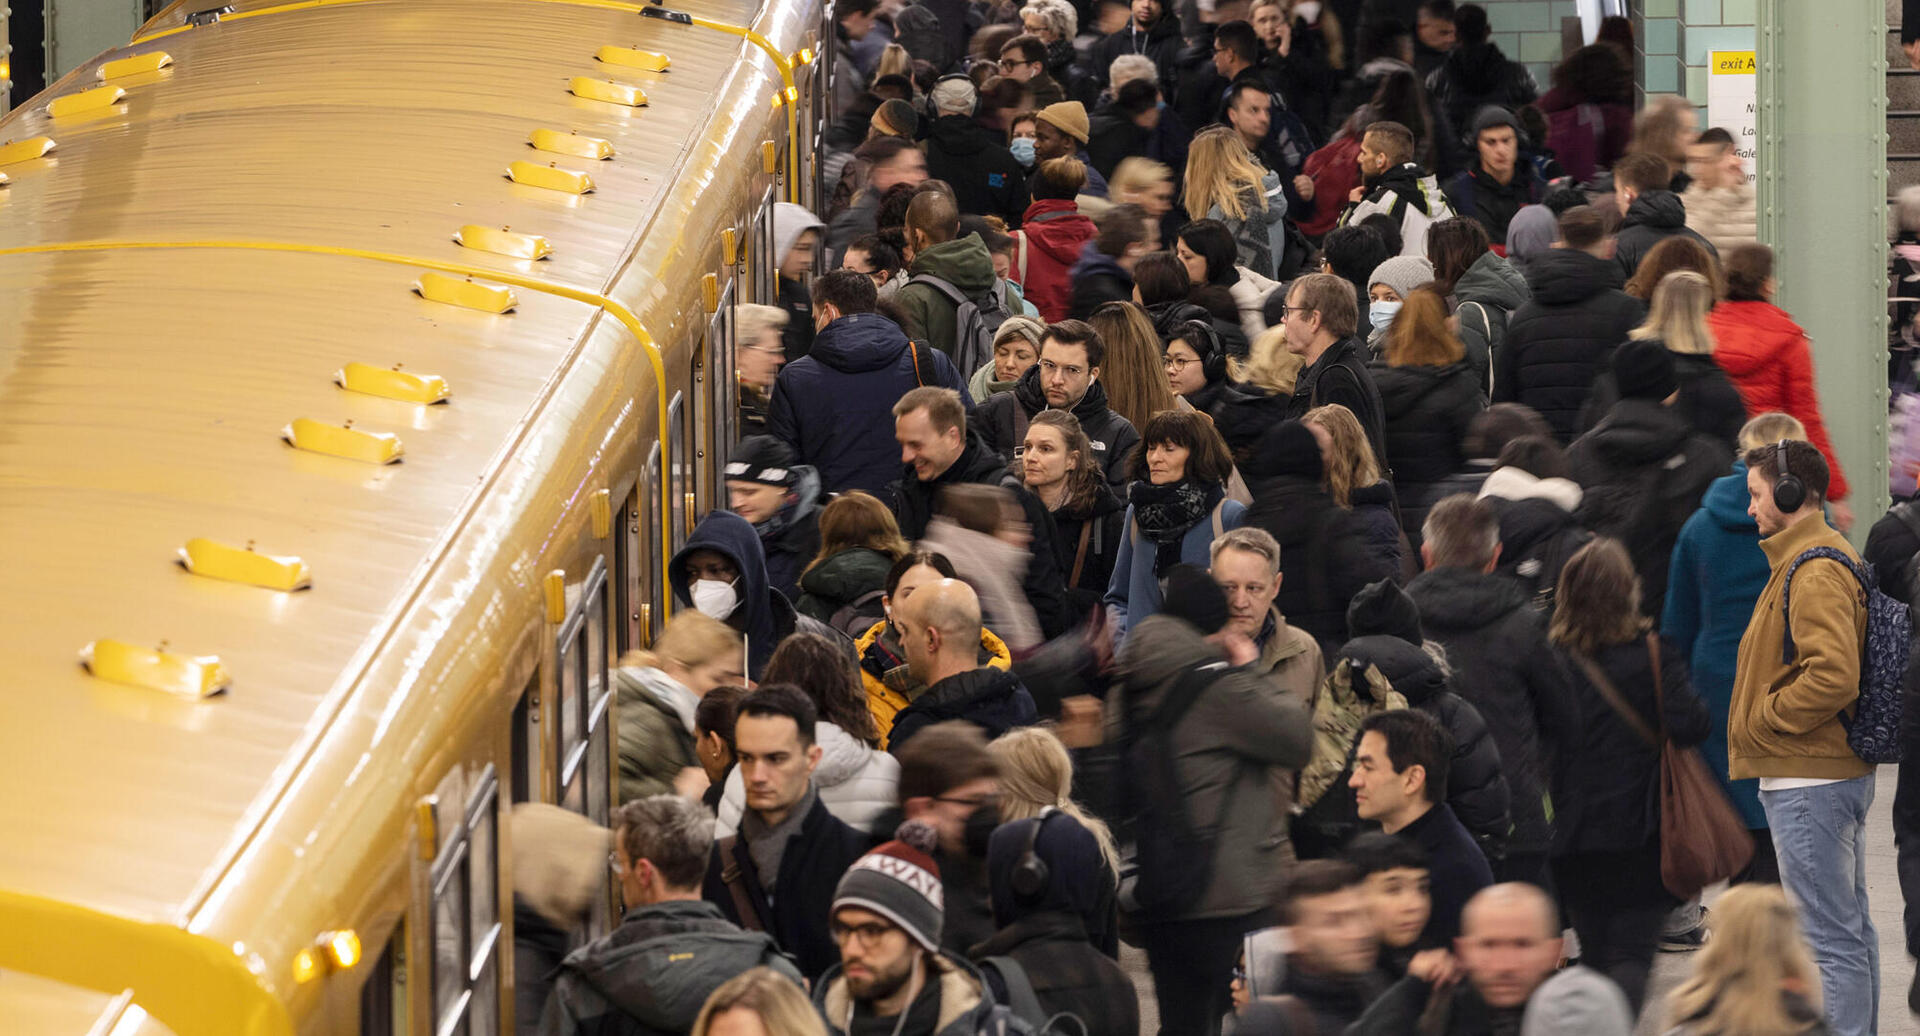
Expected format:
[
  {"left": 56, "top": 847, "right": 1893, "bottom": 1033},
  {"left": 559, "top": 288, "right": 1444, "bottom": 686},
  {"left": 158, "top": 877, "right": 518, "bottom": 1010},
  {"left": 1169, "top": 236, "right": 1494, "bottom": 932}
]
[{"left": 768, "top": 269, "right": 970, "bottom": 502}]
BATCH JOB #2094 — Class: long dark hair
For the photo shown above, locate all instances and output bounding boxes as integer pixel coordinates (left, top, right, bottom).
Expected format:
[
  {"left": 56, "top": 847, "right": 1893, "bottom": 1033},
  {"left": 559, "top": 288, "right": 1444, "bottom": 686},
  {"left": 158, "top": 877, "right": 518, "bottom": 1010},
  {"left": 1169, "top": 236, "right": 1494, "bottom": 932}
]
[
  {"left": 1177, "top": 219, "right": 1241, "bottom": 287},
  {"left": 1426, "top": 217, "right": 1492, "bottom": 294},
  {"left": 763, "top": 633, "right": 879, "bottom": 746}
]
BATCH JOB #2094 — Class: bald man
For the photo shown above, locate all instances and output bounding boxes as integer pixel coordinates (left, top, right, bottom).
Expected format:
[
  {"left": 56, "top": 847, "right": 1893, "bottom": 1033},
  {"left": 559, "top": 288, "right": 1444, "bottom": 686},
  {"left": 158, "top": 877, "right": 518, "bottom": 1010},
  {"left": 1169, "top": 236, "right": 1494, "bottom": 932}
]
[
  {"left": 1347, "top": 883, "right": 1632, "bottom": 1035},
  {"left": 887, "top": 578, "right": 1038, "bottom": 754}
]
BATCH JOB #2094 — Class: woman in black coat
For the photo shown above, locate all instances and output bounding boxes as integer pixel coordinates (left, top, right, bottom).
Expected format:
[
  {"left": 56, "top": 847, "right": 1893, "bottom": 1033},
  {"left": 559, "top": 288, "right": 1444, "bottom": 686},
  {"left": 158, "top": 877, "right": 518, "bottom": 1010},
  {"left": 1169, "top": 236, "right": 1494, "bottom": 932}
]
[
  {"left": 1579, "top": 270, "right": 1747, "bottom": 448},
  {"left": 1020, "top": 410, "right": 1126, "bottom": 617},
  {"left": 1370, "top": 287, "right": 1487, "bottom": 543},
  {"left": 1546, "top": 537, "right": 1710, "bottom": 1015}
]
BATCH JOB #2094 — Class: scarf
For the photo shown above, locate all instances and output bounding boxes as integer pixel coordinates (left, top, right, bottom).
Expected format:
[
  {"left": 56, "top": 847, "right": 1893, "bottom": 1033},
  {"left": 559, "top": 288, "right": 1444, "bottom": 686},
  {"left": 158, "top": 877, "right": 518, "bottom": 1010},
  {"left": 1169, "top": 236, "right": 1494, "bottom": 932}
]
[
  {"left": 1128, "top": 478, "right": 1223, "bottom": 576},
  {"left": 740, "top": 781, "right": 818, "bottom": 896}
]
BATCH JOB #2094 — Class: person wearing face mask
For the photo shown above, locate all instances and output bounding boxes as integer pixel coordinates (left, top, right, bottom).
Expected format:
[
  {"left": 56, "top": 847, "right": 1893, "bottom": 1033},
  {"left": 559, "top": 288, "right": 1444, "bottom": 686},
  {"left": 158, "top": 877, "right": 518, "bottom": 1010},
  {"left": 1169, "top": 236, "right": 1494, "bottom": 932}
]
[
  {"left": 1104, "top": 410, "right": 1246, "bottom": 644},
  {"left": 670, "top": 510, "right": 853, "bottom": 683},
  {"left": 1362, "top": 253, "right": 1434, "bottom": 353},
  {"left": 614, "top": 613, "right": 747, "bottom": 805},
  {"left": 1005, "top": 112, "right": 1038, "bottom": 171},
  {"left": 855, "top": 552, "right": 1016, "bottom": 750}
]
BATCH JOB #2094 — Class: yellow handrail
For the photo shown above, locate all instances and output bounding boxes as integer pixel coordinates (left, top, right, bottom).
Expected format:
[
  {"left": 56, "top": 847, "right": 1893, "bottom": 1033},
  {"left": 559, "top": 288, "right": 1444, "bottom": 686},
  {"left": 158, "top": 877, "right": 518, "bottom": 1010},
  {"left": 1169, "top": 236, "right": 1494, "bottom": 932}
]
[{"left": 0, "top": 237, "right": 675, "bottom": 622}]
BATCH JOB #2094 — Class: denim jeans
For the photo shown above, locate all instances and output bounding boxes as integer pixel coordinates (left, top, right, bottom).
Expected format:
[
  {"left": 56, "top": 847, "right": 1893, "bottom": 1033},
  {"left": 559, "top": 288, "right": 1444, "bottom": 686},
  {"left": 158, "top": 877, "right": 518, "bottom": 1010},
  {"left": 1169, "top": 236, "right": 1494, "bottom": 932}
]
[{"left": 1762, "top": 773, "right": 1880, "bottom": 1036}]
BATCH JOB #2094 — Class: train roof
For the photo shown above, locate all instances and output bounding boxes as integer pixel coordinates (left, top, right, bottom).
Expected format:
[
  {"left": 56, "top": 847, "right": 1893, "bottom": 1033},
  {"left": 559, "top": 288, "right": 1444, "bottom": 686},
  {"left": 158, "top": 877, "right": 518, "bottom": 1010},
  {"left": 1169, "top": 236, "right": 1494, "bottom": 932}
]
[{"left": 0, "top": 0, "right": 771, "bottom": 932}]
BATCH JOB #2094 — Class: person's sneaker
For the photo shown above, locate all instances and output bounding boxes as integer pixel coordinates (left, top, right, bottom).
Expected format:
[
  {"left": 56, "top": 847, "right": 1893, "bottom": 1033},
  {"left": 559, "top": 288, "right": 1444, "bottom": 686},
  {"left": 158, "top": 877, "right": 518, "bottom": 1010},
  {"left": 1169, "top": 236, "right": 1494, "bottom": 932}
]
[{"left": 1658, "top": 909, "right": 1710, "bottom": 952}]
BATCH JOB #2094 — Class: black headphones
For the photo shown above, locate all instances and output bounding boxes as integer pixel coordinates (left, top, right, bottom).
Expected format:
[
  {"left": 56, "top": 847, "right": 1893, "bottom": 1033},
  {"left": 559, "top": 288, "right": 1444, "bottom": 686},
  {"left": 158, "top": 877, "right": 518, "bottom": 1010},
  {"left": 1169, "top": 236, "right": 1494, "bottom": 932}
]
[
  {"left": 1008, "top": 808, "right": 1059, "bottom": 904},
  {"left": 1773, "top": 439, "right": 1807, "bottom": 512},
  {"left": 1173, "top": 319, "right": 1228, "bottom": 384}
]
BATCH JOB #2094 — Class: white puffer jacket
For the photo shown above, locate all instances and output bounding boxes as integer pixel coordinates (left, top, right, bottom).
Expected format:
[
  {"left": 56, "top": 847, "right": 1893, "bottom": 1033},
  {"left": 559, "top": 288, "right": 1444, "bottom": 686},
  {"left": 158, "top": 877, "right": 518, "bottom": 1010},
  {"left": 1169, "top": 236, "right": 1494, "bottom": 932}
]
[{"left": 713, "top": 721, "right": 900, "bottom": 839}]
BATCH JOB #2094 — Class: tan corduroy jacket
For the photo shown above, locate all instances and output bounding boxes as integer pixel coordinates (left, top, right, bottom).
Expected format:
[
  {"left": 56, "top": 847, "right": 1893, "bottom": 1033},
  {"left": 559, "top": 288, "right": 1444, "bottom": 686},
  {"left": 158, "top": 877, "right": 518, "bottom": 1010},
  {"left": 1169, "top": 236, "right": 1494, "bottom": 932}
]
[{"left": 1728, "top": 514, "right": 1874, "bottom": 781}]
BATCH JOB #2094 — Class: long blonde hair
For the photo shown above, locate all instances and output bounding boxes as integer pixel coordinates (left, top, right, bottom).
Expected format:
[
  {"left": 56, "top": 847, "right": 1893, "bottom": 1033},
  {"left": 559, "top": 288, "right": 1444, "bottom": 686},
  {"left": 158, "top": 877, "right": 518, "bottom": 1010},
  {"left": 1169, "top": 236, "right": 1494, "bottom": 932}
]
[
  {"left": 1303, "top": 404, "right": 1382, "bottom": 507},
  {"left": 618, "top": 612, "right": 741, "bottom": 673},
  {"left": 1629, "top": 269, "right": 1716, "bottom": 356},
  {"left": 1665, "top": 885, "right": 1823, "bottom": 1036},
  {"left": 1231, "top": 326, "right": 1306, "bottom": 394},
  {"left": 875, "top": 43, "right": 912, "bottom": 83},
  {"left": 1184, "top": 127, "right": 1268, "bottom": 222},
  {"left": 691, "top": 968, "right": 827, "bottom": 1036},
  {"left": 988, "top": 727, "right": 1122, "bottom": 878},
  {"left": 1089, "top": 301, "right": 1178, "bottom": 432},
  {"left": 1110, "top": 156, "right": 1172, "bottom": 201}
]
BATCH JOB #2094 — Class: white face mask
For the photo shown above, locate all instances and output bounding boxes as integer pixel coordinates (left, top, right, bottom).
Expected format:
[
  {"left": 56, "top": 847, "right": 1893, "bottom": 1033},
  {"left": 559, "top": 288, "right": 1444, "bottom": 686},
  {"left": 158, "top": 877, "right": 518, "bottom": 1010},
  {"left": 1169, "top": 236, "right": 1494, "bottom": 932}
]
[
  {"left": 1369, "top": 299, "right": 1403, "bottom": 330},
  {"left": 1294, "top": 1, "right": 1321, "bottom": 20},
  {"left": 691, "top": 578, "right": 740, "bottom": 619}
]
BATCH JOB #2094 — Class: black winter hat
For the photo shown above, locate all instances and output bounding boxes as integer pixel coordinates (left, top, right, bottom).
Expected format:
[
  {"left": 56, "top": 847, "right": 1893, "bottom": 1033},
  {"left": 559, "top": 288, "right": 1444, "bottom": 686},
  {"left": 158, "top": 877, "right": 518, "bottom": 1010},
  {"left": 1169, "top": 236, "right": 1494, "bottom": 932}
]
[
  {"left": 1253, "top": 420, "right": 1325, "bottom": 481},
  {"left": 1159, "top": 563, "right": 1231, "bottom": 636},
  {"left": 725, "top": 435, "right": 801, "bottom": 486},
  {"left": 1612, "top": 340, "right": 1679, "bottom": 402},
  {"left": 1347, "top": 578, "right": 1424, "bottom": 644}
]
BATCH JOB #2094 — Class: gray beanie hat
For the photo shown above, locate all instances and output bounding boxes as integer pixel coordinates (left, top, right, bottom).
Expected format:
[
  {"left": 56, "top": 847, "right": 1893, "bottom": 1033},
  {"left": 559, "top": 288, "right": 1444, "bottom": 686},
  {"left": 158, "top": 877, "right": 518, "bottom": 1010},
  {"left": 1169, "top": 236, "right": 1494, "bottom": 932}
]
[
  {"left": 832, "top": 820, "right": 945, "bottom": 952},
  {"left": 1368, "top": 255, "right": 1436, "bottom": 301}
]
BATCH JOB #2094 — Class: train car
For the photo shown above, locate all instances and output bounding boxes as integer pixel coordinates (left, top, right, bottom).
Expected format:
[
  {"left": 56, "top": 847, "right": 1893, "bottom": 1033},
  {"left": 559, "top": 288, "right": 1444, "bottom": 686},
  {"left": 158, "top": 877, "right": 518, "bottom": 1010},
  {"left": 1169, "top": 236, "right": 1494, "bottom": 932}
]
[{"left": 0, "top": 0, "right": 836, "bottom": 1029}]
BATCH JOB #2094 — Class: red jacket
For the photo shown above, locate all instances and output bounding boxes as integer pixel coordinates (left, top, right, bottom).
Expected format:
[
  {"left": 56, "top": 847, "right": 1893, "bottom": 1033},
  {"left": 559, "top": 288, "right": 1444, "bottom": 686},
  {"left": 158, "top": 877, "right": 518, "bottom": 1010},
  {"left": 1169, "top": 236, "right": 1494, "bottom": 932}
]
[
  {"left": 1015, "top": 199, "right": 1098, "bottom": 322},
  {"left": 1301, "top": 135, "right": 1363, "bottom": 239},
  {"left": 1709, "top": 299, "right": 1850, "bottom": 501}
]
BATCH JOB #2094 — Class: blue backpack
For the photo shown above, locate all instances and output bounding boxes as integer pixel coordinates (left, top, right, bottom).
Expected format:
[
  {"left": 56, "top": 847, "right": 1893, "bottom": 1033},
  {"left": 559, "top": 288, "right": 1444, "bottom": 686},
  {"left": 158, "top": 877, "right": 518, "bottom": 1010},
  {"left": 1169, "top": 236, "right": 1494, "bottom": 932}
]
[{"left": 1781, "top": 546, "right": 1909, "bottom": 764}]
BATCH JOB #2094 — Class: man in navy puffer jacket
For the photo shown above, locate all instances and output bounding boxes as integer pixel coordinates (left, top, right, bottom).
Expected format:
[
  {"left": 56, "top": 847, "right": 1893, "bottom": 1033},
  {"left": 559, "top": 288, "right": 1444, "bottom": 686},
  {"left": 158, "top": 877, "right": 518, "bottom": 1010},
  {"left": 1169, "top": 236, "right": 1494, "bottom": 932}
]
[{"left": 769, "top": 269, "right": 971, "bottom": 503}]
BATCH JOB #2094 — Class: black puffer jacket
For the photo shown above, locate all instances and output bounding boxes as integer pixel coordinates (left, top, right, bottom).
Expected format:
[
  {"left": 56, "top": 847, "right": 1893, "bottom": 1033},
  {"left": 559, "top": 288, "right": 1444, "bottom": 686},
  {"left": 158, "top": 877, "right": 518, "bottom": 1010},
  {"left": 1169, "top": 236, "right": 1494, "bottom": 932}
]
[
  {"left": 1567, "top": 399, "right": 1732, "bottom": 618},
  {"left": 1405, "top": 567, "right": 1577, "bottom": 856},
  {"left": 1549, "top": 635, "right": 1710, "bottom": 856},
  {"left": 889, "top": 665, "right": 1039, "bottom": 753},
  {"left": 891, "top": 434, "right": 1073, "bottom": 637},
  {"left": 973, "top": 364, "right": 1142, "bottom": 489},
  {"left": 1050, "top": 482, "right": 1127, "bottom": 616},
  {"left": 1614, "top": 190, "right": 1718, "bottom": 280},
  {"left": 1244, "top": 451, "right": 1398, "bottom": 655},
  {"left": 1286, "top": 336, "right": 1391, "bottom": 469},
  {"left": 1339, "top": 636, "right": 1514, "bottom": 859},
  {"left": 1495, "top": 248, "right": 1646, "bottom": 443},
  {"left": 1372, "top": 361, "right": 1486, "bottom": 536},
  {"left": 1579, "top": 346, "right": 1749, "bottom": 449},
  {"left": 1477, "top": 468, "right": 1594, "bottom": 610}
]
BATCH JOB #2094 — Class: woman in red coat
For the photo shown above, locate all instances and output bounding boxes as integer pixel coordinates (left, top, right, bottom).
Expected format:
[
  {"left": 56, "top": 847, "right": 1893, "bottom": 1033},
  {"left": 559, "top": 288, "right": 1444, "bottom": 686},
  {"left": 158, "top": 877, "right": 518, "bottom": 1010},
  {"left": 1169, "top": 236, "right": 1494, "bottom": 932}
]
[
  {"left": 1708, "top": 243, "right": 1854, "bottom": 530},
  {"left": 1015, "top": 157, "right": 1098, "bottom": 322}
]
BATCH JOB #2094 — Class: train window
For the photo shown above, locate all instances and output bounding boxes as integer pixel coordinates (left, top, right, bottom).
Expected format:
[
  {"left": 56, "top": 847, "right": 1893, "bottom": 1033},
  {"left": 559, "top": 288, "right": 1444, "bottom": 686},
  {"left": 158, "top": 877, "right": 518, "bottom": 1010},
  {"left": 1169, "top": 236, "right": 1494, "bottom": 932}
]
[
  {"left": 613, "top": 486, "right": 640, "bottom": 654},
  {"left": 751, "top": 191, "right": 776, "bottom": 305},
  {"left": 645, "top": 443, "right": 663, "bottom": 643},
  {"left": 710, "top": 282, "right": 737, "bottom": 484},
  {"left": 557, "top": 607, "right": 585, "bottom": 777},
  {"left": 430, "top": 839, "right": 471, "bottom": 1034},
  {"left": 692, "top": 334, "right": 712, "bottom": 515},
  {"left": 466, "top": 770, "right": 500, "bottom": 1036},
  {"left": 668, "top": 392, "right": 689, "bottom": 545},
  {"left": 358, "top": 926, "right": 402, "bottom": 1036},
  {"left": 510, "top": 672, "right": 538, "bottom": 803}
]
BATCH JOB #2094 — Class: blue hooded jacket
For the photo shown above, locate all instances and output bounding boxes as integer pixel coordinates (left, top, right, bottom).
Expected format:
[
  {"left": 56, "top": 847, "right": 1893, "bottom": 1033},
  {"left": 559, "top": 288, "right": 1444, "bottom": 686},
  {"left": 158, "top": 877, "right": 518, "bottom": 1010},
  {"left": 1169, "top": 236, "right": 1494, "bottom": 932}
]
[
  {"left": 767, "top": 312, "right": 970, "bottom": 502},
  {"left": 1661, "top": 461, "right": 1768, "bottom": 828},
  {"left": 671, "top": 511, "right": 850, "bottom": 681}
]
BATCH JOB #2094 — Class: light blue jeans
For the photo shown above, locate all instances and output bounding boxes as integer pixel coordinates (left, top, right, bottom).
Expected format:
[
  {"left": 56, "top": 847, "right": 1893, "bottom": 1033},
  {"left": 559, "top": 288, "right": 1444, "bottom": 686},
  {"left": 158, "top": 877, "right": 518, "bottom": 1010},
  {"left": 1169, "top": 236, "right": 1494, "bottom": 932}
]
[{"left": 1761, "top": 773, "right": 1880, "bottom": 1036}]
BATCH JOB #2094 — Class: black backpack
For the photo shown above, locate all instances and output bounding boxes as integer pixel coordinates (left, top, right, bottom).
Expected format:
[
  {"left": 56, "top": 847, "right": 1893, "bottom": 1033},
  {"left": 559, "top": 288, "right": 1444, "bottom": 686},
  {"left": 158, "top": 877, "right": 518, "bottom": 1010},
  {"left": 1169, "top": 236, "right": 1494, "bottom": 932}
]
[{"left": 1120, "top": 662, "right": 1239, "bottom": 919}]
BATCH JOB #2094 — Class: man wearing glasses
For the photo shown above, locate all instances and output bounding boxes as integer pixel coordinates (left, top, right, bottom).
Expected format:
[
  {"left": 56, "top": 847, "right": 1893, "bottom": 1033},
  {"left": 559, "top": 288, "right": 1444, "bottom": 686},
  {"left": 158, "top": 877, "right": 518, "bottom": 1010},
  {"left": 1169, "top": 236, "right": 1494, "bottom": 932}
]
[
  {"left": 998, "top": 35, "right": 1065, "bottom": 108},
  {"left": 815, "top": 818, "right": 1026, "bottom": 1036},
  {"left": 973, "top": 319, "right": 1140, "bottom": 490},
  {"left": 542, "top": 795, "right": 801, "bottom": 1035}
]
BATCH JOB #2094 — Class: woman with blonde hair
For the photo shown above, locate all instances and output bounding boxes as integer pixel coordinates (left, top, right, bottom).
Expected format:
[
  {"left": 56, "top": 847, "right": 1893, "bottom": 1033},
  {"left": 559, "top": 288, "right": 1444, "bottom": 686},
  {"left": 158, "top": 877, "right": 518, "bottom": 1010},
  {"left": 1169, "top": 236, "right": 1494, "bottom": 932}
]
[
  {"left": 1620, "top": 269, "right": 1744, "bottom": 445},
  {"left": 1371, "top": 286, "right": 1485, "bottom": 541},
  {"left": 873, "top": 43, "right": 913, "bottom": 88},
  {"left": 735, "top": 303, "right": 789, "bottom": 434},
  {"left": 988, "top": 727, "right": 1123, "bottom": 946},
  {"left": 1547, "top": 537, "right": 1710, "bottom": 1014},
  {"left": 1183, "top": 126, "right": 1288, "bottom": 279},
  {"left": 795, "top": 490, "right": 909, "bottom": 632},
  {"left": 1087, "top": 301, "right": 1179, "bottom": 433},
  {"left": 691, "top": 967, "right": 826, "bottom": 1036},
  {"left": 1303, "top": 403, "right": 1403, "bottom": 571},
  {"left": 1110, "top": 156, "right": 1177, "bottom": 242},
  {"left": 615, "top": 612, "right": 745, "bottom": 803},
  {"left": 1664, "top": 885, "right": 1826, "bottom": 1035}
]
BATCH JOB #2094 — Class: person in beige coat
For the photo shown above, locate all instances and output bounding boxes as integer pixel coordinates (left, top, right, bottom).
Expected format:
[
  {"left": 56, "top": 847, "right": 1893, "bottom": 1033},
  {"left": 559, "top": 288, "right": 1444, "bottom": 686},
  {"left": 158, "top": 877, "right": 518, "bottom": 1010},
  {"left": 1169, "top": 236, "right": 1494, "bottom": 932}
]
[{"left": 1682, "top": 127, "right": 1757, "bottom": 255}]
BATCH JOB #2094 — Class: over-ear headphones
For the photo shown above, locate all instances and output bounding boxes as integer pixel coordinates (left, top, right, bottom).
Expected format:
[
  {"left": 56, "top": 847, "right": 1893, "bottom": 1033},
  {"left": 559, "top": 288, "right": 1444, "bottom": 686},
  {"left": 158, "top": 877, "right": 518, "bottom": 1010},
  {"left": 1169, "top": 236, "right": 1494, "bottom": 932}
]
[
  {"left": 1174, "top": 319, "right": 1229, "bottom": 384},
  {"left": 1008, "top": 808, "right": 1059, "bottom": 904},
  {"left": 1773, "top": 439, "right": 1807, "bottom": 512}
]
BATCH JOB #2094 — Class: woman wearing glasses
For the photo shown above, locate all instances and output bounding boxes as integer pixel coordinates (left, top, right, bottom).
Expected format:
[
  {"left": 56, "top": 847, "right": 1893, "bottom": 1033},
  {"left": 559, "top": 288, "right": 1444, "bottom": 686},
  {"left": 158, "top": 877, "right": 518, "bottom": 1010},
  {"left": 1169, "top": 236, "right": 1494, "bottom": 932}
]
[{"left": 1163, "top": 318, "right": 1231, "bottom": 415}]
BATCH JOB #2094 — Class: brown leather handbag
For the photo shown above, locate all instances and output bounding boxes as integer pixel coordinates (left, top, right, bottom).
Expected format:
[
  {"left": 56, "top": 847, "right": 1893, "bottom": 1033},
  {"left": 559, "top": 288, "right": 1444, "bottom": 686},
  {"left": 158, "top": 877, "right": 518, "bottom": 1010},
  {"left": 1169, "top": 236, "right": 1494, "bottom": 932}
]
[{"left": 1574, "top": 635, "right": 1754, "bottom": 899}]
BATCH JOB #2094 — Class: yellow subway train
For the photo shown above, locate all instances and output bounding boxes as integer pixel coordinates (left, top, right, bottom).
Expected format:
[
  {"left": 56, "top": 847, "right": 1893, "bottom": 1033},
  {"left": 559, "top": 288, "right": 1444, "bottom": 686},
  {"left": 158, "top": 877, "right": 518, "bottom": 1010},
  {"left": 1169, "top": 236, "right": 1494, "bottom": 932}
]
[{"left": 0, "top": 0, "right": 832, "bottom": 1029}]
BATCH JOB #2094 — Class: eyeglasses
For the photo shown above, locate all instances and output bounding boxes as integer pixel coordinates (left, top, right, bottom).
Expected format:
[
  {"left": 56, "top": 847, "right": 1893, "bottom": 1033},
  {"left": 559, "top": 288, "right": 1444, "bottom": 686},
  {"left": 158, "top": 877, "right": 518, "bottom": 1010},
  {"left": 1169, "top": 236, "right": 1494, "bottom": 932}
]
[
  {"left": 830, "top": 921, "right": 899, "bottom": 946},
  {"left": 1276, "top": 304, "right": 1313, "bottom": 318},
  {"left": 1037, "top": 358, "right": 1086, "bottom": 379},
  {"left": 1164, "top": 355, "right": 1195, "bottom": 371},
  {"left": 998, "top": 57, "right": 1033, "bottom": 70}
]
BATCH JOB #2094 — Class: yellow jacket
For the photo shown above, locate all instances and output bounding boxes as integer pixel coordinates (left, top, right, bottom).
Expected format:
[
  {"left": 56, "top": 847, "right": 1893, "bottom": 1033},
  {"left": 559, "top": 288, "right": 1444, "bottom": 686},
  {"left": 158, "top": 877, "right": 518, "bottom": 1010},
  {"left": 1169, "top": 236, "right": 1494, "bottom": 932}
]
[
  {"left": 1728, "top": 515, "right": 1874, "bottom": 781},
  {"left": 855, "top": 619, "right": 1013, "bottom": 749}
]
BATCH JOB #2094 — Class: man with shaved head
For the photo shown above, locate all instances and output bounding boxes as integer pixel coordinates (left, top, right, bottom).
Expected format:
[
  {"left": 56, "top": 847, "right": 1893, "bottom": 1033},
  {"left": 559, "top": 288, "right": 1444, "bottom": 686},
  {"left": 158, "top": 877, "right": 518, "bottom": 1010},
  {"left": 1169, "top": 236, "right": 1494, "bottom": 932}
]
[
  {"left": 1348, "top": 882, "right": 1633, "bottom": 1034},
  {"left": 886, "top": 578, "right": 1037, "bottom": 753}
]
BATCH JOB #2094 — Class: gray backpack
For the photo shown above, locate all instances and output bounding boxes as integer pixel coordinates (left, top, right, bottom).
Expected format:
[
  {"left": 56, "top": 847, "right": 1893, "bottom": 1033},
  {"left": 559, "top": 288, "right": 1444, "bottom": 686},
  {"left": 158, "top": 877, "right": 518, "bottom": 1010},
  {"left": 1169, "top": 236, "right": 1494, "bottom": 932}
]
[{"left": 909, "top": 272, "right": 1014, "bottom": 375}]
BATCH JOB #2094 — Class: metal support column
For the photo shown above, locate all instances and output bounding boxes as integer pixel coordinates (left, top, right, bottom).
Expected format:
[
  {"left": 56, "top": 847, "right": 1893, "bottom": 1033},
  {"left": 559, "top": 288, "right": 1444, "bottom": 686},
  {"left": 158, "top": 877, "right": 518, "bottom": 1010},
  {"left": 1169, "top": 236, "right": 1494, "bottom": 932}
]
[{"left": 1758, "top": 0, "right": 1890, "bottom": 535}]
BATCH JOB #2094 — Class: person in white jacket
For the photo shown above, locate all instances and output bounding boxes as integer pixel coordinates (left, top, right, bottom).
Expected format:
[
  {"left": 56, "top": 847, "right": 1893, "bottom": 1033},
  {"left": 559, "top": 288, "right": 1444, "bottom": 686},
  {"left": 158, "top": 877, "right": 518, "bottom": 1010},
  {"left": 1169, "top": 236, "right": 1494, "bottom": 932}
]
[{"left": 713, "top": 631, "right": 899, "bottom": 839}]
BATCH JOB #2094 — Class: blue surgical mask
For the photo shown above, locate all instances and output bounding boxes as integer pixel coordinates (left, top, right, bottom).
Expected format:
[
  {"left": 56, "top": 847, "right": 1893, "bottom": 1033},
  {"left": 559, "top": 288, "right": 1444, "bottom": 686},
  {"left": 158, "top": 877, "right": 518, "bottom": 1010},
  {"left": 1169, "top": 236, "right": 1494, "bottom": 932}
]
[
  {"left": 1369, "top": 299, "right": 1403, "bottom": 330},
  {"left": 1009, "top": 136, "right": 1036, "bottom": 167}
]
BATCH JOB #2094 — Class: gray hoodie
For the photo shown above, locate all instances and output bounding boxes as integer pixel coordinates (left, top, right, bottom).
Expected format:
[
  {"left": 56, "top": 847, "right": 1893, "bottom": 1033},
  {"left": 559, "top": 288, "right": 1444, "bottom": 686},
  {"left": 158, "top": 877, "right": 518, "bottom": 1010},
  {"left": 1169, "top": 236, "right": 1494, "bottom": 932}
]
[{"left": 1519, "top": 966, "right": 1634, "bottom": 1036}]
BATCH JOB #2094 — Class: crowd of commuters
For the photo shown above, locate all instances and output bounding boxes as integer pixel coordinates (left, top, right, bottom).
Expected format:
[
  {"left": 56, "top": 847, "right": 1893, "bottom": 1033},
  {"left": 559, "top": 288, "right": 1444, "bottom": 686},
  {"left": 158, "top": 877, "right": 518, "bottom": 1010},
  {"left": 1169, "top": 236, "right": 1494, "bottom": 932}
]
[{"left": 511, "top": 2, "right": 1920, "bottom": 1035}]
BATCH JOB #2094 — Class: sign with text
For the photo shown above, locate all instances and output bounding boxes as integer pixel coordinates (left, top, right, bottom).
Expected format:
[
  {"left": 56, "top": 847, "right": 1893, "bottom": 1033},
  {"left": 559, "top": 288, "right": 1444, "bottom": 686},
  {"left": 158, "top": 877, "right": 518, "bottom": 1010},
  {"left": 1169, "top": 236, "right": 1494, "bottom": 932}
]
[{"left": 1708, "top": 50, "right": 1758, "bottom": 184}]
